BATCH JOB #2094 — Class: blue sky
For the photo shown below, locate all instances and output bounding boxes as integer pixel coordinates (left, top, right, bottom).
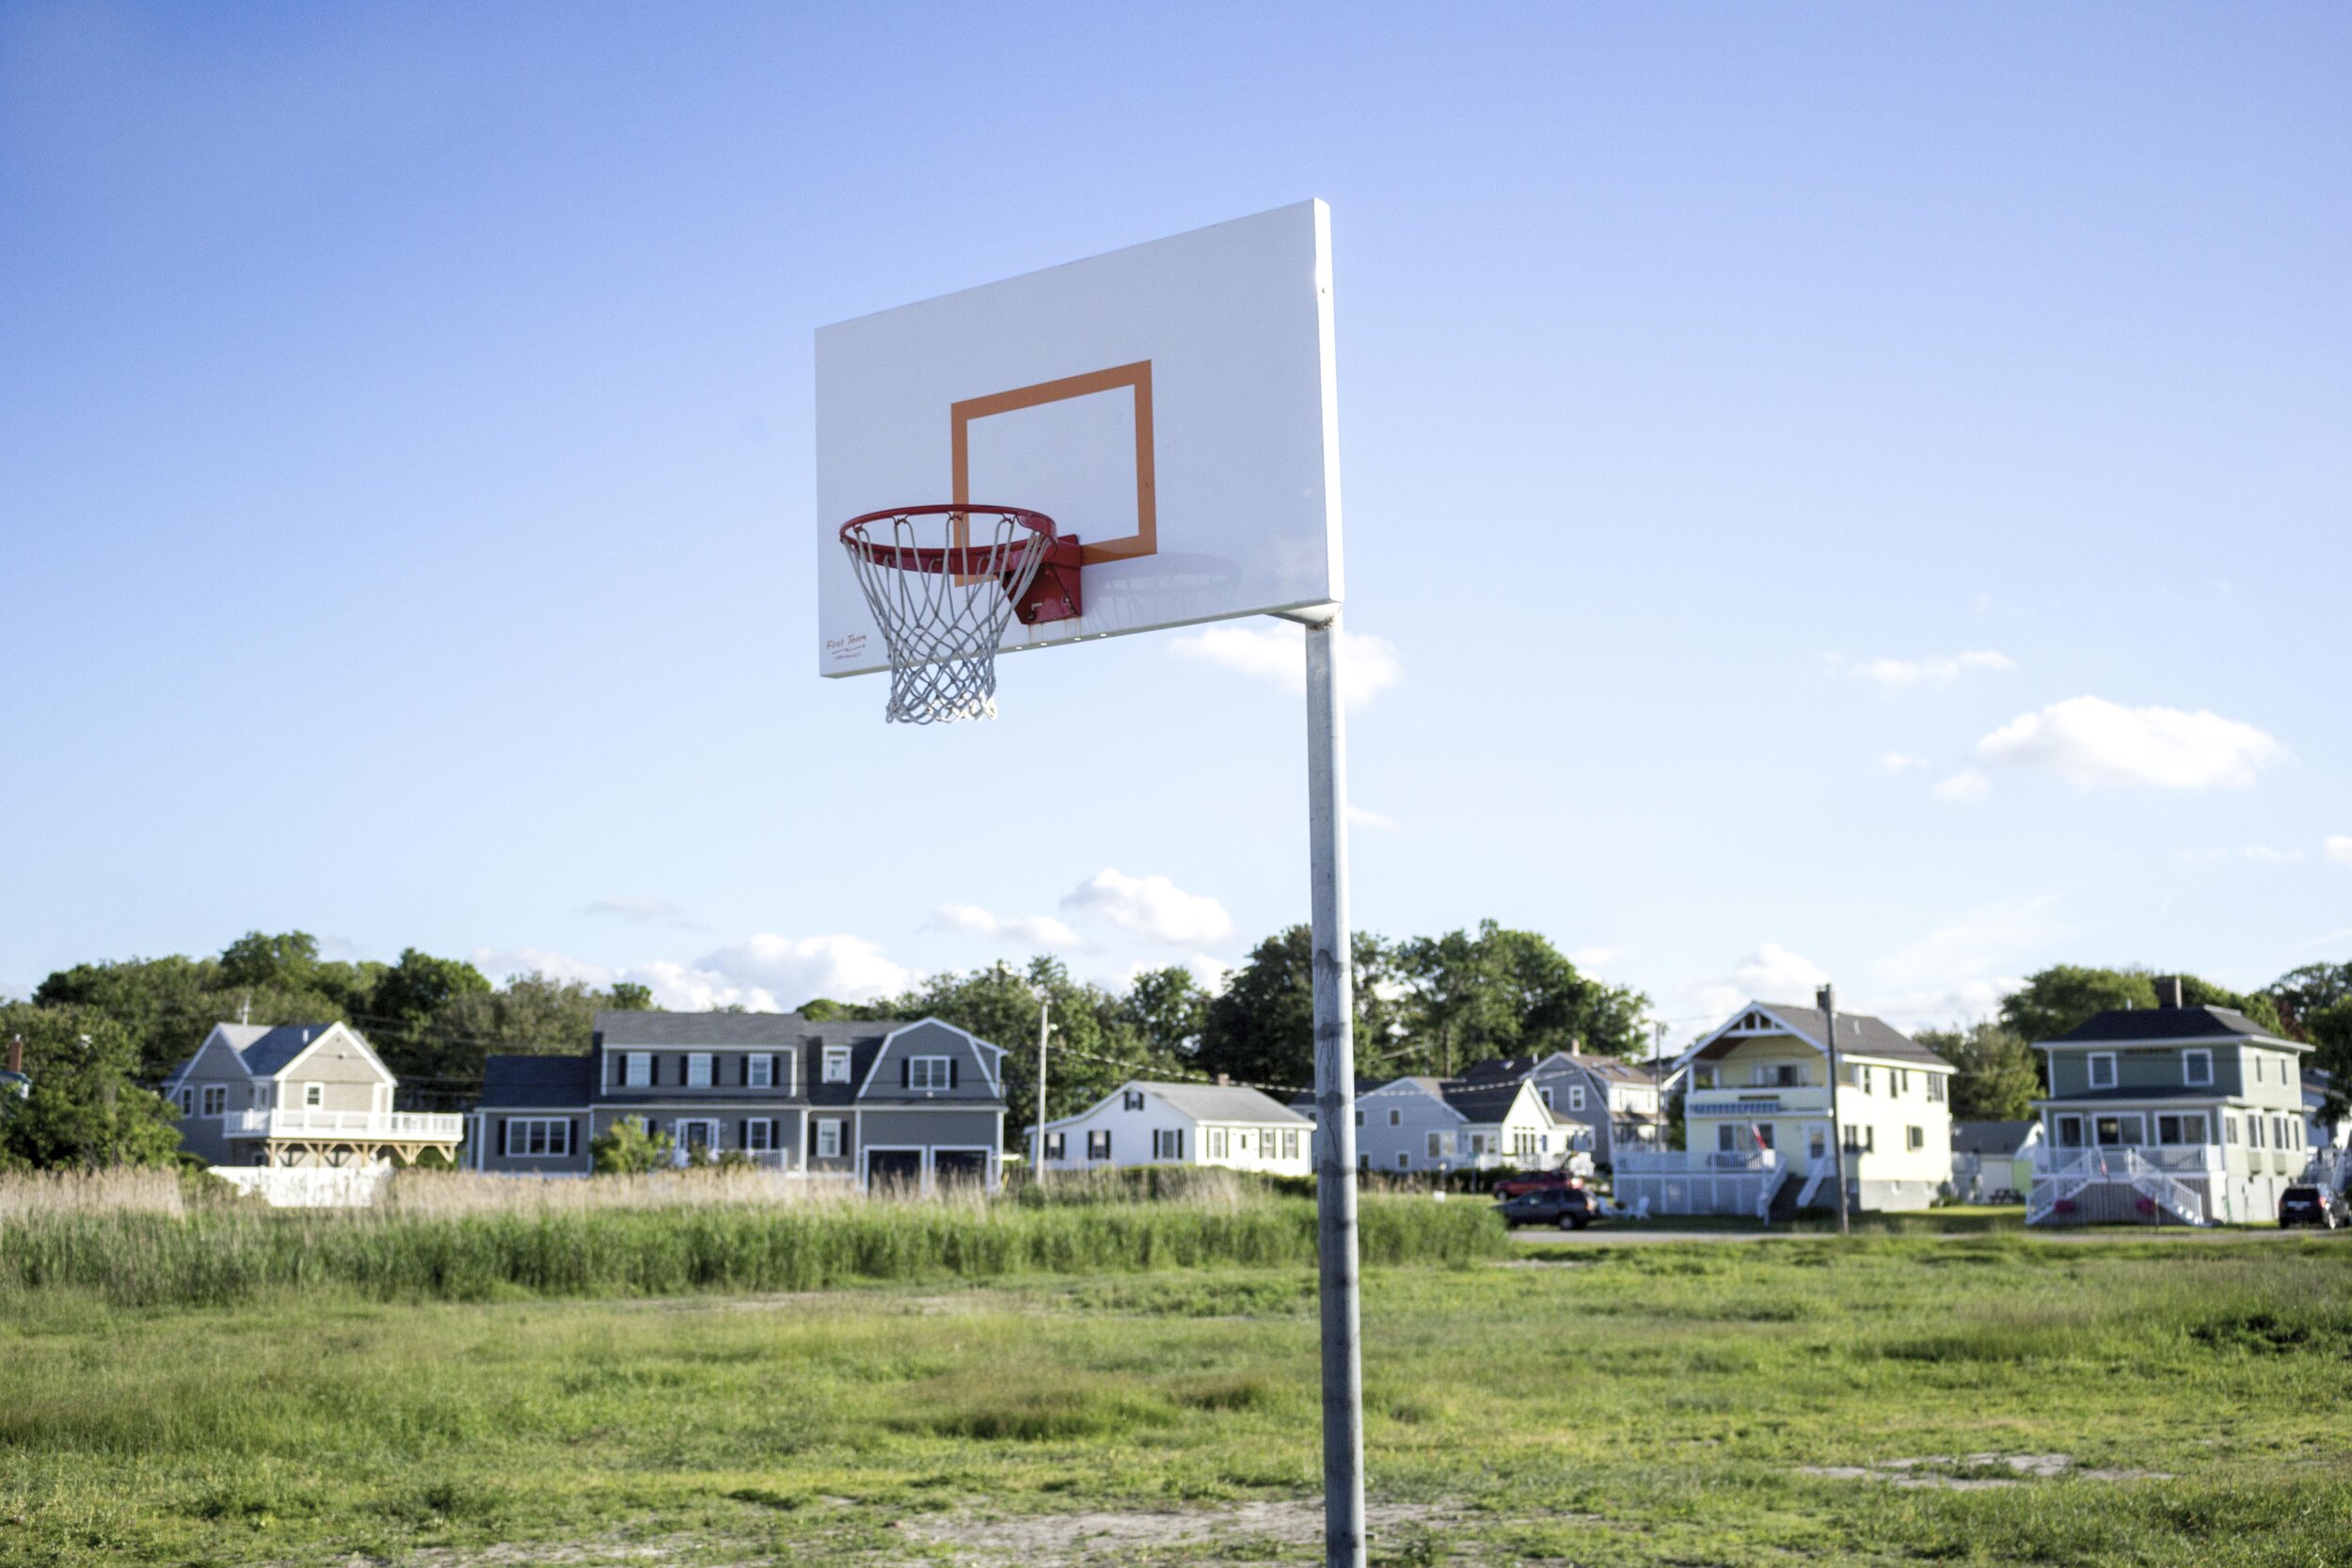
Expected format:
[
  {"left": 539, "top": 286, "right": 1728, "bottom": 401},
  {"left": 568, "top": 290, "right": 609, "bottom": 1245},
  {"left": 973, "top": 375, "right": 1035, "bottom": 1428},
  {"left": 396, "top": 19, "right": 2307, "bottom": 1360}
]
[{"left": 4, "top": 2, "right": 2346, "bottom": 1041}]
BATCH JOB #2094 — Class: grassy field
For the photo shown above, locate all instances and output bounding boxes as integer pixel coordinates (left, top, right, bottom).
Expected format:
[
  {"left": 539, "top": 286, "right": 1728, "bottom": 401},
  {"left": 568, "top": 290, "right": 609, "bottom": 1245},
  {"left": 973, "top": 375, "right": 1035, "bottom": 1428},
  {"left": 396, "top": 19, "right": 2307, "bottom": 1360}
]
[{"left": 2, "top": 1232, "right": 2348, "bottom": 1567}]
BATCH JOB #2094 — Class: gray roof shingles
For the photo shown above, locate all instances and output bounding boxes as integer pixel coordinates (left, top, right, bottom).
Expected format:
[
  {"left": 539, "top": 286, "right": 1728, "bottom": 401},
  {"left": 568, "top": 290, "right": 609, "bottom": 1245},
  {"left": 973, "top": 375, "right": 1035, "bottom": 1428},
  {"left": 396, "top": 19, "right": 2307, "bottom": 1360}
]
[
  {"left": 1139, "top": 1083, "right": 1311, "bottom": 1125},
  {"left": 479, "top": 1053, "right": 598, "bottom": 1109},
  {"left": 2046, "top": 1005, "right": 2283, "bottom": 1046},
  {"left": 1694, "top": 1004, "right": 1950, "bottom": 1069}
]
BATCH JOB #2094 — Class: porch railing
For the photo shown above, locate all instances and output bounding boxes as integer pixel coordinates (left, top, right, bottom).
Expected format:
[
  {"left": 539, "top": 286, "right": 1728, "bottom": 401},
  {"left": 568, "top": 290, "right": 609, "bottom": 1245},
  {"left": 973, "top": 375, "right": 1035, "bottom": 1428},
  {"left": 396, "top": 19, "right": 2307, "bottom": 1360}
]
[{"left": 221, "top": 1109, "right": 465, "bottom": 1141}]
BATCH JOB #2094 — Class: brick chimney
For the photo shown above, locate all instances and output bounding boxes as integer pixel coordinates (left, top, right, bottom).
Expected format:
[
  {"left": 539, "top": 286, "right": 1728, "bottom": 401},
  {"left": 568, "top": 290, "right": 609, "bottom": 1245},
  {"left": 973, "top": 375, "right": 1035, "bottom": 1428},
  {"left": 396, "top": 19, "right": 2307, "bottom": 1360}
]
[{"left": 2154, "top": 975, "right": 2185, "bottom": 1008}]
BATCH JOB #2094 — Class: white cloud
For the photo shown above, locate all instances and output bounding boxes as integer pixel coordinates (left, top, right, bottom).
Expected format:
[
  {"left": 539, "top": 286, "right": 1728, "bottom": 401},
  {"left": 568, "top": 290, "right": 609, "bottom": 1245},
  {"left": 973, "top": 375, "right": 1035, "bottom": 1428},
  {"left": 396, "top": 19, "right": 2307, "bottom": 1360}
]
[
  {"left": 1681, "top": 943, "right": 1834, "bottom": 1033},
  {"left": 1868, "top": 895, "right": 2065, "bottom": 1022},
  {"left": 2175, "top": 846, "right": 2303, "bottom": 864},
  {"left": 1879, "top": 752, "right": 1929, "bottom": 774},
  {"left": 1931, "top": 768, "right": 1991, "bottom": 803},
  {"left": 930, "top": 903, "right": 1089, "bottom": 951},
  {"left": 1830, "top": 649, "right": 2014, "bottom": 689},
  {"left": 1060, "top": 868, "right": 1234, "bottom": 947},
  {"left": 1168, "top": 623, "right": 1403, "bottom": 709},
  {"left": 1347, "top": 805, "right": 1400, "bottom": 832},
  {"left": 584, "top": 895, "right": 704, "bottom": 930},
  {"left": 695, "top": 934, "right": 912, "bottom": 1005},
  {"left": 2328, "top": 836, "right": 2352, "bottom": 868},
  {"left": 1974, "top": 697, "right": 2286, "bottom": 790}
]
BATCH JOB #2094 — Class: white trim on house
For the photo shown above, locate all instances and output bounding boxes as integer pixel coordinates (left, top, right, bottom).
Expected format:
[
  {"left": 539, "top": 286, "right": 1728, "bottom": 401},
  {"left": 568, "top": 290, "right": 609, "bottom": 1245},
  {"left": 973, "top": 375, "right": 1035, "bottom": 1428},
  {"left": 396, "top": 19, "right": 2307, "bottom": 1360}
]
[
  {"left": 860, "top": 1143, "right": 928, "bottom": 1190},
  {"left": 163, "top": 1029, "right": 262, "bottom": 1095},
  {"left": 273, "top": 1022, "right": 399, "bottom": 1089},
  {"left": 858, "top": 1019, "right": 1009, "bottom": 1098}
]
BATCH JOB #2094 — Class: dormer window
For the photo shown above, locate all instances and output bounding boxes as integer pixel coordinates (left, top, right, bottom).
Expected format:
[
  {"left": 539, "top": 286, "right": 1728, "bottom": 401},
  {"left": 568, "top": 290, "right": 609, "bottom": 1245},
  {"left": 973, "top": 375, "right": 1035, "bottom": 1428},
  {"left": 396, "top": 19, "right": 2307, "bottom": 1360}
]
[
  {"left": 1123, "top": 1089, "right": 1145, "bottom": 1111},
  {"left": 907, "top": 1056, "right": 951, "bottom": 1091},
  {"left": 823, "top": 1047, "right": 851, "bottom": 1085},
  {"left": 2183, "top": 1049, "right": 2213, "bottom": 1087},
  {"left": 2089, "top": 1053, "right": 2118, "bottom": 1090},
  {"left": 620, "top": 1052, "right": 653, "bottom": 1088},
  {"left": 686, "top": 1053, "right": 714, "bottom": 1087}
]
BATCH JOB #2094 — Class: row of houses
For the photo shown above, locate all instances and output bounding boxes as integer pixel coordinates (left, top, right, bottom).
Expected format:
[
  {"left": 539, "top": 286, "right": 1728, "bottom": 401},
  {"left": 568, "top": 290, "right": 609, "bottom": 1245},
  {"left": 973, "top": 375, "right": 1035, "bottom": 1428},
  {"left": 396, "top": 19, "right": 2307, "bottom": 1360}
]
[{"left": 152, "top": 982, "right": 2346, "bottom": 1224}]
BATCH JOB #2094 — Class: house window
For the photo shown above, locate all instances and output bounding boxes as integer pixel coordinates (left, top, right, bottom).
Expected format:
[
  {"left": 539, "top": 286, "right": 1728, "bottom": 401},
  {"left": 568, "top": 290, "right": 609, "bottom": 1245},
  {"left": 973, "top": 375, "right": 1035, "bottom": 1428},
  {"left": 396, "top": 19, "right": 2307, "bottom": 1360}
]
[
  {"left": 2252, "top": 1055, "right": 2265, "bottom": 1084},
  {"left": 1426, "top": 1132, "right": 1445, "bottom": 1159},
  {"left": 176, "top": 1087, "right": 195, "bottom": 1115},
  {"left": 2088, "top": 1053, "right": 2118, "bottom": 1090},
  {"left": 1123, "top": 1089, "right": 1146, "bottom": 1111},
  {"left": 1567, "top": 1085, "right": 1587, "bottom": 1112},
  {"left": 675, "top": 1118, "right": 718, "bottom": 1153},
  {"left": 1717, "top": 1124, "right": 1737, "bottom": 1152},
  {"left": 1042, "top": 1132, "right": 1066, "bottom": 1160},
  {"left": 1207, "top": 1128, "right": 1228, "bottom": 1159},
  {"left": 1087, "top": 1129, "right": 1112, "bottom": 1161},
  {"left": 1153, "top": 1129, "right": 1184, "bottom": 1161},
  {"left": 201, "top": 1085, "right": 227, "bottom": 1117},
  {"left": 816, "top": 1119, "right": 843, "bottom": 1159},
  {"left": 504, "top": 1117, "right": 574, "bottom": 1158},
  {"left": 823, "top": 1047, "right": 852, "bottom": 1084},
  {"left": 748, "top": 1054, "right": 775, "bottom": 1088},
  {"left": 2223, "top": 1115, "right": 2239, "bottom": 1146},
  {"left": 1396, "top": 1151, "right": 1410, "bottom": 1170},
  {"left": 1388, "top": 1108, "right": 1401, "bottom": 1127},
  {"left": 1280, "top": 1130, "right": 1299, "bottom": 1159},
  {"left": 1907, "top": 1125, "right": 1925, "bottom": 1151},
  {"left": 2056, "top": 1115, "right": 2084, "bottom": 1148},
  {"left": 1842, "top": 1126, "right": 1873, "bottom": 1154},
  {"left": 1354, "top": 1109, "right": 1364, "bottom": 1126},
  {"left": 745, "top": 1119, "right": 775, "bottom": 1153},
  {"left": 2183, "top": 1050, "right": 2212, "bottom": 1087},
  {"left": 906, "top": 1056, "right": 951, "bottom": 1091},
  {"left": 686, "top": 1053, "right": 714, "bottom": 1087},
  {"left": 1470, "top": 1132, "right": 1491, "bottom": 1155},
  {"left": 2182, "top": 1114, "right": 2210, "bottom": 1145},
  {"left": 2248, "top": 1117, "right": 2265, "bottom": 1149},
  {"left": 303, "top": 1083, "right": 324, "bottom": 1108},
  {"left": 2094, "top": 1116, "right": 2123, "bottom": 1147},
  {"left": 1808, "top": 1126, "right": 1827, "bottom": 1159},
  {"left": 622, "top": 1052, "right": 652, "bottom": 1087},
  {"left": 1892, "top": 1069, "right": 1909, "bottom": 1096},
  {"left": 1539, "top": 1086, "right": 1552, "bottom": 1108},
  {"left": 1927, "top": 1075, "right": 1947, "bottom": 1103}
]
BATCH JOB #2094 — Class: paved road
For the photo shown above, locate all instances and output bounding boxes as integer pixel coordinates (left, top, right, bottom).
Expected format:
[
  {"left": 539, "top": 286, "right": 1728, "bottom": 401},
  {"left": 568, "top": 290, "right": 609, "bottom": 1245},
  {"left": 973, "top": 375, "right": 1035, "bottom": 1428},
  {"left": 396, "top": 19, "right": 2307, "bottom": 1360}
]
[{"left": 1509, "top": 1224, "right": 2340, "bottom": 1245}]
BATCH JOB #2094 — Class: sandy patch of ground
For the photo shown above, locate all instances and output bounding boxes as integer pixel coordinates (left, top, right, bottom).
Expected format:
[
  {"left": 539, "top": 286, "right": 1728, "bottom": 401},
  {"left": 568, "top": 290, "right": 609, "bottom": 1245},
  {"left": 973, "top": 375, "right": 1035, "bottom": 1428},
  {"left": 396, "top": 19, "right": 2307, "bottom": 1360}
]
[
  {"left": 899, "top": 1500, "right": 1452, "bottom": 1566},
  {"left": 1798, "top": 1453, "right": 2171, "bottom": 1489}
]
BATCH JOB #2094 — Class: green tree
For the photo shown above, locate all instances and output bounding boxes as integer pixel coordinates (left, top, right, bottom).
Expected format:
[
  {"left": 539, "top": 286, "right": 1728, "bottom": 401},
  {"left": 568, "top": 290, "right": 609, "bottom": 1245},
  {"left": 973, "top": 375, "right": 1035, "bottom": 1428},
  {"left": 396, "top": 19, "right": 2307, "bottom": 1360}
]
[
  {"left": 2267, "top": 961, "right": 2352, "bottom": 1038},
  {"left": 607, "top": 981, "right": 656, "bottom": 1012},
  {"left": 1913, "top": 1020, "right": 2042, "bottom": 1121},
  {"left": 591, "top": 1117, "right": 674, "bottom": 1174},
  {"left": 1119, "top": 965, "right": 1210, "bottom": 1060},
  {"left": 1197, "top": 926, "right": 1402, "bottom": 1091},
  {"left": 1392, "top": 921, "right": 1650, "bottom": 1077},
  {"left": 2305, "top": 999, "right": 2352, "bottom": 1125},
  {"left": 410, "top": 974, "right": 612, "bottom": 1103},
  {"left": 0, "top": 1005, "right": 184, "bottom": 1171},
  {"left": 366, "top": 949, "right": 491, "bottom": 1079}
]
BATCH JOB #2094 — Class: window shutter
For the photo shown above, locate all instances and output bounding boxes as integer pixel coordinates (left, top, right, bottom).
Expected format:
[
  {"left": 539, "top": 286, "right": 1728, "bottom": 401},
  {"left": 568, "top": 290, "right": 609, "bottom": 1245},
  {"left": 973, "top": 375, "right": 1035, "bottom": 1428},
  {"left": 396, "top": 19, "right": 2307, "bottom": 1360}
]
[
  {"left": 900, "top": 1057, "right": 910, "bottom": 1089},
  {"left": 495, "top": 1117, "right": 507, "bottom": 1155},
  {"left": 770, "top": 1053, "right": 781, "bottom": 1090},
  {"left": 949, "top": 1058, "right": 960, "bottom": 1089},
  {"left": 651, "top": 1056, "right": 661, "bottom": 1086},
  {"left": 739, "top": 1118, "right": 748, "bottom": 1148}
]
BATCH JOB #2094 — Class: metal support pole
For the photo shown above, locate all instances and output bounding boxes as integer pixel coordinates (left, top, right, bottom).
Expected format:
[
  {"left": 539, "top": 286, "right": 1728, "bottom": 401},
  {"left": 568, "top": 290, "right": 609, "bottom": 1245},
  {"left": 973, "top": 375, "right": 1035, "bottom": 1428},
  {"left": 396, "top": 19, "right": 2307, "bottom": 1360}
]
[
  {"left": 1303, "top": 613, "right": 1366, "bottom": 1568},
  {"left": 1819, "top": 983, "right": 1850, "bottom": 1236}
]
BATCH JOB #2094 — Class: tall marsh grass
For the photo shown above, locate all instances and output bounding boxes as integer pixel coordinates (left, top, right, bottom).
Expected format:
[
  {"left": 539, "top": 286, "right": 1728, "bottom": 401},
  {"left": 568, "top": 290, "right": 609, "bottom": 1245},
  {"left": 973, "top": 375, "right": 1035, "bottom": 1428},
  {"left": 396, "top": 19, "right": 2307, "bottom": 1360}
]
[{"left": 0, "top": 1166, "right": 1502, "bottom": 1307}]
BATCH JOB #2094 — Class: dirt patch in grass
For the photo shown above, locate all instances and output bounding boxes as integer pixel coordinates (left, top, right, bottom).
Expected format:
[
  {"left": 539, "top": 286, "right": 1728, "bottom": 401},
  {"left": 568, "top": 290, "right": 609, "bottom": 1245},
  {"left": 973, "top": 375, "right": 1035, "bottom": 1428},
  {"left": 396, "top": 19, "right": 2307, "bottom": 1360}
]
[
  {"left": 900, "top": 1499, "right": 1452, "bottom": 1565},
  {"left": 1798, "top": 1453, "right": 2172, "bottom": 1489}
]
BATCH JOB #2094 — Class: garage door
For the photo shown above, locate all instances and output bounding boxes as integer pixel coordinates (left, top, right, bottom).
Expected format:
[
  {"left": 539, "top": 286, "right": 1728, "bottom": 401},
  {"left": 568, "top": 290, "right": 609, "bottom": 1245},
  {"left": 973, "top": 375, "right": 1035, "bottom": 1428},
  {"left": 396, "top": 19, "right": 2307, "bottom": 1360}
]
[
  {"left": 865, "top": 1148, "right": 923, "bottom": 1192},
  {"left": 932, "top": 1148, "right": 991, "bottom": 1189}
]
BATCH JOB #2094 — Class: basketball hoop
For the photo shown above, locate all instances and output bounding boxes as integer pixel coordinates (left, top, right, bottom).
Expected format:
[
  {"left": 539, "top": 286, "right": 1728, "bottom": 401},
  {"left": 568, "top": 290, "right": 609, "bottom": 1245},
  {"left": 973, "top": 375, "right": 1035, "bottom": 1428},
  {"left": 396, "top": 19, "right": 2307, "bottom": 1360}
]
[{"left": 837, "top": 505, "right": 1083, "bottom": 723}]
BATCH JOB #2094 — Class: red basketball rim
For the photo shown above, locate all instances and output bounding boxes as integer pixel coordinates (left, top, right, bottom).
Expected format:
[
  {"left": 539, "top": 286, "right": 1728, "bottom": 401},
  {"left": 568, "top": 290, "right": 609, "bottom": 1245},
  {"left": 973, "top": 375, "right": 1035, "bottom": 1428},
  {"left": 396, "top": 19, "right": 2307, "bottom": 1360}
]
[{"left": 837, "top": 504, "right": 1059, "bottom": 575}]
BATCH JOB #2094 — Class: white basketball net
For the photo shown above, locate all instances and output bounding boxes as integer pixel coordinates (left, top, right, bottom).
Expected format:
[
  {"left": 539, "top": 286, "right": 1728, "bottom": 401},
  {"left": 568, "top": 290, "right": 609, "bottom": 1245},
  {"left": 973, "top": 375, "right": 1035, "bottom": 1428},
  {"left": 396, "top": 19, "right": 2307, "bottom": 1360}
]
[{"left": 840, "top": 510, "right": 1052, "bottom": 724}]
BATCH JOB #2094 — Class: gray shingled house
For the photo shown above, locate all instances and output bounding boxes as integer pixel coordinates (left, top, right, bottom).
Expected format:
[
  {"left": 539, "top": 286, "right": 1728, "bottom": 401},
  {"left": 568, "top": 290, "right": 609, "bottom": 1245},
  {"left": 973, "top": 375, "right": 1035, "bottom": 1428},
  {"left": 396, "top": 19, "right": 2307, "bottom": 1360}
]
[
  {"left": 162, "top": 1022, "right": 464, "bottom": 1167},
  {"left": 469, "top": 1009, "right": 1008, "bottom": 1189}
]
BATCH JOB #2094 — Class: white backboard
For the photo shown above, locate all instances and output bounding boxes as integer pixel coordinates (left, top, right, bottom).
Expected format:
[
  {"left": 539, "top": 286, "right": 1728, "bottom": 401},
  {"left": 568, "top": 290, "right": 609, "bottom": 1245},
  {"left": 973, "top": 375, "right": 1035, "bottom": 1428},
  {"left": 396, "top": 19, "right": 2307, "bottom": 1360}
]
[{"left": 815, "top": 200, "right": 1341, "bottom": 677}]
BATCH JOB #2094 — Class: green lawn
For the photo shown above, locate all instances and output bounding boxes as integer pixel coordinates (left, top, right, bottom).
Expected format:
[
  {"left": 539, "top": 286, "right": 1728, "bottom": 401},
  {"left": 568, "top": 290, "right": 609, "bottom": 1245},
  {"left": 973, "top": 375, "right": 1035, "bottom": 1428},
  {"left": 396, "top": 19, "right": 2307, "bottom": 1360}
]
[{"left": 3, "top": 1235, "right": 2348, "bottom": 1566}]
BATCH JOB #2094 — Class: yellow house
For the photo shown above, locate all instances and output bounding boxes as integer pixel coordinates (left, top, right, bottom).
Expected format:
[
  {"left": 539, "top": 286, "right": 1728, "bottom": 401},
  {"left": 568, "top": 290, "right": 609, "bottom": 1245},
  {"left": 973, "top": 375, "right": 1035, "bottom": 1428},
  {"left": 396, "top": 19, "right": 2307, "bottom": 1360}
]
[{"left": 1617, "top": 999, "right": 1956, "bottom": 1216}]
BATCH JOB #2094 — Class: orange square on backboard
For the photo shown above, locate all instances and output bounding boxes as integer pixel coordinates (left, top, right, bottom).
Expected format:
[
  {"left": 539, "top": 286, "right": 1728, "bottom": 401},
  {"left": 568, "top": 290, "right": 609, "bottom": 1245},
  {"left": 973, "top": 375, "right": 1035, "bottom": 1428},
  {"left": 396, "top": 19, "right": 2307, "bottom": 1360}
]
[{"left": 950, "top": 361, "right": 1156, "bottom": 566}]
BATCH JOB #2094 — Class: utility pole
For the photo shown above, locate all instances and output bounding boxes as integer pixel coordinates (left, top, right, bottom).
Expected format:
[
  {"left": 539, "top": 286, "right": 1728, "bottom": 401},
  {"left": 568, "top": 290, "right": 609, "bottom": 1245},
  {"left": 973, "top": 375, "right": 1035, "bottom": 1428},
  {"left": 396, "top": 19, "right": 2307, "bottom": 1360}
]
[
  {"left": 1819, "top": 983, "right": 1850, "bottom": 1236},
  {"left": 1651, "top": 1020, "right": 1668, "bottom": 1152},
  {"left": 1033, "top": 996, "right": 1053, "bottom": 1187}
]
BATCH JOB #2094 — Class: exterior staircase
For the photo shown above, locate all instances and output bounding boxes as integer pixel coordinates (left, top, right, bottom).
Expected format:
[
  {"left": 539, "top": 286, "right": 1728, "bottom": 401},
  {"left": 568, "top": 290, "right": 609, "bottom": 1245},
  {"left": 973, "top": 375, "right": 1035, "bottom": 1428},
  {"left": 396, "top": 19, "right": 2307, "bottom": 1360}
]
[
  {"left": 2027, "top": 1149, "right": 2094, "bottom": 1226},
  {"left": 2122, "top": 1149, "right": 2206, "bottom": 1226}
]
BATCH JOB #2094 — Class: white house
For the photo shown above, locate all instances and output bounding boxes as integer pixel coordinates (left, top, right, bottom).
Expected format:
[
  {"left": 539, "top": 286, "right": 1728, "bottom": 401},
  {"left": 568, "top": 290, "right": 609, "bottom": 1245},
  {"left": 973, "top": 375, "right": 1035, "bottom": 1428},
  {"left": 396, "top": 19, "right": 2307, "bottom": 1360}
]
[
  {"left": 1031, "top": 1080, "right": 1311, "bottom": 1177},
  {"left": 1333, "top": 1076, "right": 1568, "bottom": 1176}
]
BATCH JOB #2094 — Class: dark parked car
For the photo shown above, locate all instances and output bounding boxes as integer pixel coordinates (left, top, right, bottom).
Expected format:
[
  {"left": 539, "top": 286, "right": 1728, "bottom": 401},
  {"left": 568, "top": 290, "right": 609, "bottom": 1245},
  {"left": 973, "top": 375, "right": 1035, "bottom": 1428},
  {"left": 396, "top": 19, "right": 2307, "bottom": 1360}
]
[
  {"left": 1491, "top": 1168, "right": 1583, "bottom": 1200},
  {"left": 2278, "top": 1186, "right": 2344, "bottom": 1229},
  {"left": 1496, "top": 1186, "right": 1599, "bottom": 1229}
]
